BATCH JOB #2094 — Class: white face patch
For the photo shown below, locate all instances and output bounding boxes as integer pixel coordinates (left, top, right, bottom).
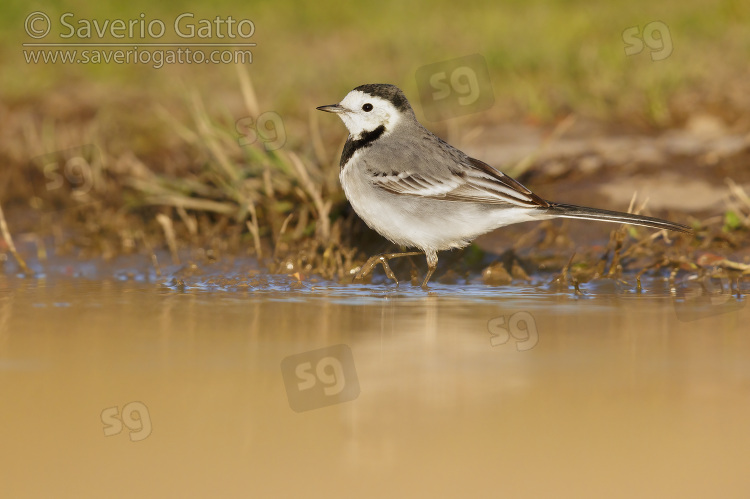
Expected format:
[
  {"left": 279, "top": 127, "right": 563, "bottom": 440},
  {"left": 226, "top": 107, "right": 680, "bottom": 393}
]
[{"left": 336, "top": 90, "right": 402, "bottom": 137}]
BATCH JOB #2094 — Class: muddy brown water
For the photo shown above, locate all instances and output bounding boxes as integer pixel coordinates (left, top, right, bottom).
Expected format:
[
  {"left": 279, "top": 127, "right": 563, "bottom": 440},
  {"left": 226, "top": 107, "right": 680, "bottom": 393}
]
[{"left": 1, "top": 256, "right": 749, "bottom": 498}]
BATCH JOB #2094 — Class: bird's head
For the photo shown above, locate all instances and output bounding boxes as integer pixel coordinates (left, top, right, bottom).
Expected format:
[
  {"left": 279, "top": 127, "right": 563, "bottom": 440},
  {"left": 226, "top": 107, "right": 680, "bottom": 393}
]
[{"left": 317, "top": 83, "right": 415, "bottom": 137}]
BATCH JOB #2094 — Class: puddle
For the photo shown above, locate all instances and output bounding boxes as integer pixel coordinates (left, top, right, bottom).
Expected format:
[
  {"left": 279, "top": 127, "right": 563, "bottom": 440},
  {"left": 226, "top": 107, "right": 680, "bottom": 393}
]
[{"left": 1, "top": 256, "right": 749, "bottom": 498}]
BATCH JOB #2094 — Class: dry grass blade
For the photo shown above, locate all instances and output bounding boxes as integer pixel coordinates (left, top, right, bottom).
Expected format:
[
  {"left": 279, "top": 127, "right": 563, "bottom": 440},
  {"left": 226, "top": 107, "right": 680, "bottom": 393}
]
[
  {"left": 726, "top": 178, "right": 750, "bottom": 227},
  {"left": 156, "top": 213, "right": 180, "bottom": 265},
  {"left": 246, "top": 202, "right": 263, "bottom": 258},
  {"left": 286, "top": 151, "right": 331, "bottom": 241},
  {"left": 0, "top": 202, "right": 31, "bottom": 274},
  {"left": 272, "top": 213, "right": 295, "bottom": 260},
  {"left": 176, "top": 206, "right": 198, "bottom": 237},
  {"left": 142, "top": 195, "right": 237, "bottom": 215},
  {"left": 309, "top": 108, "right": 328, "bottom": 166},
  {"left": 726, "top": 178, "right": 750, "bottom": 208},
  {"left": 137, "top": 230, "right": 162, "bottom": 277},
  {"left": 190, "top": 89, "right": 241, "bottom": 183},
  {"left": 236, "top": 64, "right": 260, "bottom": 118}
]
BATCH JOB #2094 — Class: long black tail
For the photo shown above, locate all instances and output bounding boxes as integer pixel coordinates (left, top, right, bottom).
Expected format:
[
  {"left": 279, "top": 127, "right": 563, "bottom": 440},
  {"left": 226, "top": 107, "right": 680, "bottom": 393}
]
[{"left": 546, "top": 203, "right": 693, "bottom": 234}]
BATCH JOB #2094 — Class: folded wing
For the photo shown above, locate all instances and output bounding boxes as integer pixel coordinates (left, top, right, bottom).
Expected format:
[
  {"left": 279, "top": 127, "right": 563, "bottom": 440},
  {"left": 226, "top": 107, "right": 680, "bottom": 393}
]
[{"left": 369, "top": 156, "right": 549, "bottom": 208}]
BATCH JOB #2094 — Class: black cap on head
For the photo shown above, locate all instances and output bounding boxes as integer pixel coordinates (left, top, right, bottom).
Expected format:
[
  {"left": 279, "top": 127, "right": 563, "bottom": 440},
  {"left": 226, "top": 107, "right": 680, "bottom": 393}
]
[{"left": 353, "top": 84, "right": 412, "bottom": 113}]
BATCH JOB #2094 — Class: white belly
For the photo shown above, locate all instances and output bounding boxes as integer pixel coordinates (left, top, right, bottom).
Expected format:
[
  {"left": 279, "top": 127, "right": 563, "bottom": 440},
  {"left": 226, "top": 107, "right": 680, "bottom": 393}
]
[{"left": 340, "top": 159, "right": 541, "bottom": 252}]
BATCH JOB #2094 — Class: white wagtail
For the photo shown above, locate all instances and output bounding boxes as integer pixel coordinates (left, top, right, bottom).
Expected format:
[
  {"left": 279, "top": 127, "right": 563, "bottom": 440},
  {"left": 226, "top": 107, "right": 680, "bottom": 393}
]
[{"left": 317, "top": 83, "right": 692, "bottom": 289}]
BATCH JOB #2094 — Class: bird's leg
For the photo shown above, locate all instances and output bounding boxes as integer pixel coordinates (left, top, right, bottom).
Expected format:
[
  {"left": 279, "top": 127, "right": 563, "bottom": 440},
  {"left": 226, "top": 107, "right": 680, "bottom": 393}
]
[
  {"left": 355, "top": 251, "right": 423, "bottom": 286},
  {"left": 420, "top": 251, "right": 438, "bottom": 290}
]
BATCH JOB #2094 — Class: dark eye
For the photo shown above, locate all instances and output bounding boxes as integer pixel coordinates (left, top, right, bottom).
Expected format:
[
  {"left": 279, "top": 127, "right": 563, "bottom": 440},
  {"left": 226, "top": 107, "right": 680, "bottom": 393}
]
[{"left": 362, "top": 103, "right": 373, "bottom": 112}]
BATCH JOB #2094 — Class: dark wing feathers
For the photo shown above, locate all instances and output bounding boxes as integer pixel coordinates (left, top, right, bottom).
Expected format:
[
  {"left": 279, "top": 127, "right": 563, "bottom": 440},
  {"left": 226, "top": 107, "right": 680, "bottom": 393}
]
[{"left": 369, "top": 155, "right": 549, "bottom": 208}]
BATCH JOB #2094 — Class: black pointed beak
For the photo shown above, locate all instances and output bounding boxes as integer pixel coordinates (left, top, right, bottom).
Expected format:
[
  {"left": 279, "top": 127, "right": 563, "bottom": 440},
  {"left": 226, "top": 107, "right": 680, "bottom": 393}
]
[{"left": 316, "top": 104, "right": 347, "bottom": 114}]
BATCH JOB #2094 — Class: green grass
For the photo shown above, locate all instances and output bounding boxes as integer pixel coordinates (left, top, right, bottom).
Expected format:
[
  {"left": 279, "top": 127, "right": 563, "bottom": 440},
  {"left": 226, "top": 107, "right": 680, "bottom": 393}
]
[{"left": 3, "top": 0, "right": 749, "bottom": 124}]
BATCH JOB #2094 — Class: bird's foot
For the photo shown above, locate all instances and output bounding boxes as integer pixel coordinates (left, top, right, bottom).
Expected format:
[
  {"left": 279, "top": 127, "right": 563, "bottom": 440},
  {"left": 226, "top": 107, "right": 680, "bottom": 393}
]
[
  {"left": 420, "top": 264, "right": 437, "bottom": 290},
  {"left": 354, "top": 252, "right": 423, "bottom": 286}
]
